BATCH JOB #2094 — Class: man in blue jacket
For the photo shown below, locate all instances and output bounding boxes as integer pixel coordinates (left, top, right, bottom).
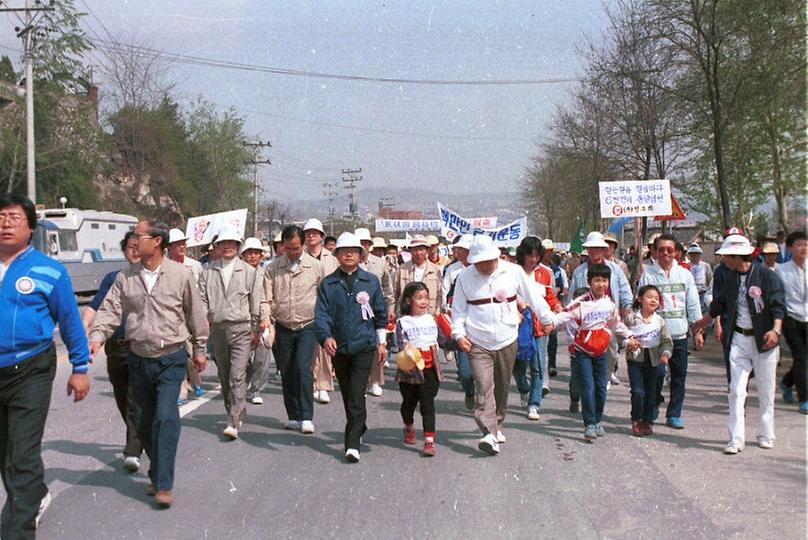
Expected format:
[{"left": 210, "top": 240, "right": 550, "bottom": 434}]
[
  {"left": 315, "top": 232, "right": 387, "bottom": 463},
  {"left": 0, "top": 194, "right": 90, "bottom": 537}
]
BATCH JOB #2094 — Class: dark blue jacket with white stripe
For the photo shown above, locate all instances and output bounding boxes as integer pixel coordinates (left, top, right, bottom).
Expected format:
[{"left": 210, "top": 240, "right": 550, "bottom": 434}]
[{"left": 0, "top": 245, "right": 89, "bottom": 372}]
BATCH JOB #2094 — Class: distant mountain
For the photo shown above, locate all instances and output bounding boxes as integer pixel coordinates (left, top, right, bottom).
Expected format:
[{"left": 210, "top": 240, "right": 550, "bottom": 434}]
[{"left": 287, "top": 185, "right": 528, "bottom": 223}]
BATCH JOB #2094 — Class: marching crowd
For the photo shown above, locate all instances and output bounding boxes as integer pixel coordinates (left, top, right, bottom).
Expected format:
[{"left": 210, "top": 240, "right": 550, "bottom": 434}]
[{"left": 0, "top": 191, "right": 805, "bottom": 537}]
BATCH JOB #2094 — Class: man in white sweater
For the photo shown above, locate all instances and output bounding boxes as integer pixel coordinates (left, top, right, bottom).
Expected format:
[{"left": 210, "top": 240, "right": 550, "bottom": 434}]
[{"left": 451, "top": 235, "right": 554, "bottom": 455}]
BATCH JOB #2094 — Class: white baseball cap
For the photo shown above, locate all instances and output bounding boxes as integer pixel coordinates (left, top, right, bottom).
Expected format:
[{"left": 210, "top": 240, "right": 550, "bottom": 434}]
[
  {"left": 687, "top": 243, "right": 703, "bottom": 254},
  {"left": 214, "top": 225, "right": 242, "bottom": 245},
  {"left": 354, "top": 228, "right": 373, "bottom": 242},
  {"left": 168, "top": 228, "right": 188, "bottom": 244},
  {"left": 582, "top": 231, "right": 609, "bottom": 248},
  {"left": 467, "top": 235, "right": 500, "bottom": 264},
  {"left": 333, "top": 232, "right": 366, "bottom": 255},
  {"left": 715, "top": 234, "right": 754, "bottom": 256},
  {"left": 240, "top": 237, "right": 267, "bottom": 254},
  {"left": 454, "top": 234, "right": 474, "bottom": 251},
  {"left": 303, "top": 218, "right": 325, "bottom": 234},
  {"left": 542, "top": 238, "right": 555, "bottom": 251},
  {"left": 408, "top": 234, "right": 429, "bottom": 248}
]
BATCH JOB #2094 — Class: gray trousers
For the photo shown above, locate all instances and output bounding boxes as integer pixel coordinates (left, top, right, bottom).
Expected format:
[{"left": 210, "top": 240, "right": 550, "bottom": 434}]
[
  {"left": 468, "top": 340, "right": 518, "bottom": 436},
  {"left": 211, "top": 322, "right": 253, "bottom": 427},
  {"left": 247, "top": 344, "right": 272, "bottom": 397}
]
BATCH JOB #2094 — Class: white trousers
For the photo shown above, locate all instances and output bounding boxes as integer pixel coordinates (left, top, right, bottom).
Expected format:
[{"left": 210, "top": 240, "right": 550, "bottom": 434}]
[{"left": 728, "top": 333, "right": 778, "bottom": 447}]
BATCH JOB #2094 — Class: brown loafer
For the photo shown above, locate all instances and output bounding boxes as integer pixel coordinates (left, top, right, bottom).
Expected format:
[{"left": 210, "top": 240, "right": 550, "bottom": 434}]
[
  {"left": 146, "top": 483, "right": 156, "bottom": 496},
  {"left": 155, "top": 490, "right": 173, "bottom": 508}
]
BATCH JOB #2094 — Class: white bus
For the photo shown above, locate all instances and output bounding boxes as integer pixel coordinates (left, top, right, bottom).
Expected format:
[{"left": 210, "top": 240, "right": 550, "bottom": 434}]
[{"left": 31, "top": 208, "right": 139, "bottom": 294}]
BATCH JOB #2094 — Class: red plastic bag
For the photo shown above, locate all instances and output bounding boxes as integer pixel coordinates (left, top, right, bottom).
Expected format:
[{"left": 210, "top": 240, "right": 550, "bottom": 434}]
[{"left": 574, "top": 328, "right": 611, "bottom": 357}]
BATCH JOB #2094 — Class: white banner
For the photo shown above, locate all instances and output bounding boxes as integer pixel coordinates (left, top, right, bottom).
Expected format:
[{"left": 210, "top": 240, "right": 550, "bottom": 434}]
[
  {"left": 375, "top": 216, "right": 497, "bottom": 232},
  {"left": 185, "top": 209, "right": 248, "bottom": 247},
  {"left": 599, "top": 180, "right": 671, "bottom": 219},
  {"left": 438, "top": 203, "right": 527, "bottom": 247}
]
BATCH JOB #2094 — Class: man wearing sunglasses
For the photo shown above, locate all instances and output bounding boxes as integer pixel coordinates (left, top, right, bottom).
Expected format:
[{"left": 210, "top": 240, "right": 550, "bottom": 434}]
[{"left": 639, "top": 233, "right": 703, "bottom": 430}]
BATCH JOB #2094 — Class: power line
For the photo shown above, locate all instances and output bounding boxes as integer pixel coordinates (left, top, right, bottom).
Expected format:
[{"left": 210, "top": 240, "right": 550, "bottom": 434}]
[{"left": 87, "top": 36, "right": 579, "bottom": 87}]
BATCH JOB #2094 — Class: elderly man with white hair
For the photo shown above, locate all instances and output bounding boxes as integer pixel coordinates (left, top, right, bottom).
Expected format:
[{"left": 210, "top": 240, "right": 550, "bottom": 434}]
[{"left": 451, "top": 235, "right": 554, "bottom": 455}]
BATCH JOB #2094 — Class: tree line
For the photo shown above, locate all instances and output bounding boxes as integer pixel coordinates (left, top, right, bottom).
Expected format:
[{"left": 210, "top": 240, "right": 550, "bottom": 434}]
[{"left": 523, "top": 0, "right": 805, "bottom": 240}]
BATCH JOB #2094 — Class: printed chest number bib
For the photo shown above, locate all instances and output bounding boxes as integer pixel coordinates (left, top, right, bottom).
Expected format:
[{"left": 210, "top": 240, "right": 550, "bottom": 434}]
[{"left": 630, "top": 318, "right": 661, "bottom": 349}]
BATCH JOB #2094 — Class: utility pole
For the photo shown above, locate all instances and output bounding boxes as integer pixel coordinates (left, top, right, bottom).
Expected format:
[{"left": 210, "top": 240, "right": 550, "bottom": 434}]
[
  {"left": 322, "top": 181, "right": 338, "bottom": 236},
  {"left": 341, "top": 168, "right": 362, "bottom": 230},
  {"left": 243, "top": 140, "right": 271, "bottom": 237},
  {"left": 1, "top": 0, "right": 55, "bottom": 203}
]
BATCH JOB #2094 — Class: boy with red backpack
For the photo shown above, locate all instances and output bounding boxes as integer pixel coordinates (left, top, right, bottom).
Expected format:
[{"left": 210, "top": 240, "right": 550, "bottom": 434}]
[{"left": 556, "top": 264, "right": 639, "bottom": 441}]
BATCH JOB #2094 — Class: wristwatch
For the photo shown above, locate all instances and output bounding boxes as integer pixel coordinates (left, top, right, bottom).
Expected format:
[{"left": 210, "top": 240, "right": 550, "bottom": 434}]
[{"left": 773, "top": 329, "right": 781, "bottom": 336}]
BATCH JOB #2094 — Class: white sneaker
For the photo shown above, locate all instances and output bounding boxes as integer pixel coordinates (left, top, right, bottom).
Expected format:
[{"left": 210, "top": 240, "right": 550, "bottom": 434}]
[
  {"left": 223, "top": 425, "right": 239, "bottom": 440},
  {"left": 757, "top": 438, "right": 774, "bottom": 449},
  {"left": 496, "top": 431, "right": 507, "bottom": 444},
  {"left": 284, "top": 420, "right": 301, "bottom": 431},
  {"left": 122, "top": 455, "right": 141, "bottom": 472},
  {"left": 527, "top": 407, "right": 540, "bottom": 421},
  {"left": 383, "top": 360, "right": 390, "bottom": 368},
  {"left": 723, "top": 443, "right": 743, "bottom": 454},
  {"left": 251, "top": 395, "right": 264, "bottom": 405},
  {"left": 300, "top": 420, "right": 315, "bottom": 434},
  {"left": 34, "top": 492, "right": 51, "bottom": 528},
  {"left": 368, "top": 384, "right": 383, "bottom": 397},
  {"left": 477, "top": 433, "right": 500, "bottom": 455},
  {"left": 345, "top": 448, "right": 361, "bottom": 463},
  {"left": 317, "top": 390, "right": 330, "bottom": 404}
]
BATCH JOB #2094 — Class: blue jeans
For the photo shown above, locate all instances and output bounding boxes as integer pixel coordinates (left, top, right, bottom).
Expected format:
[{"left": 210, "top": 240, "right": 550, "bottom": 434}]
[
  {"left": 574, "top": 351, "right": 608, "bottom": 426},
  {"left": 627, "top": 354, "right": 666, "bottom": 422},
  {"left": 656, "top": 338, "right": 688, "bottom": 419},
  {"left": 513, "top": 336, "right": 546, "bottom": 408},
  {"left": 455, "top": 350, "right": 475, "bottom": 397},
  {"left": 273, "top": 323, "right": 318, "bottom": 422},
  {"left": 128, "top": 348, "right": 188, "bottom": 491}
]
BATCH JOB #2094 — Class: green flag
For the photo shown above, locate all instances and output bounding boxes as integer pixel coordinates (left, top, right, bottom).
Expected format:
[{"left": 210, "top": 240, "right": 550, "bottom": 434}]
[{"left": 570, "top": 218, "right": 585, "bottom": 254}]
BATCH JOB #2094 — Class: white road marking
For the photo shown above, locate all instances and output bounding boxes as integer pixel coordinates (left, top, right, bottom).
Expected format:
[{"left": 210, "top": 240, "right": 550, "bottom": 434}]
[{"left": 179, "top": 385, "right": 221, "bottom": 417}]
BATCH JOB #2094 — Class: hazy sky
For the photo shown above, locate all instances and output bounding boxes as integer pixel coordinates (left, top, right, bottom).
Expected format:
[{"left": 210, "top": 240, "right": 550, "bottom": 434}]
[{"left": 1, "top": 0, "right": 612, "bottom": 206}]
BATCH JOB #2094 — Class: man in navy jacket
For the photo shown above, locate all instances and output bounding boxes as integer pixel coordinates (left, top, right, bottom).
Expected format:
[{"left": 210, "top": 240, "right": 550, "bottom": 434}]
[
  {"left": 695, "top": 234, "right": 785, "bottom": 454},
  {"left": 315, "top": 232, "right": 387, "bottom": 463}
]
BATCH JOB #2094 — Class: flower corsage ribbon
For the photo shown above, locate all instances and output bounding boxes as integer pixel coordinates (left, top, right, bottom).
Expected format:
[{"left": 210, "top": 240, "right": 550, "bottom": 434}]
[
  {"left": 356, "top": 291, "right": 374, "bottom": 320},
  {"left": 494, "top": 289, "right": 509, "bottom": 303},
  {"left": 748, "top": 285, "right": 764, "bottom": 314}
]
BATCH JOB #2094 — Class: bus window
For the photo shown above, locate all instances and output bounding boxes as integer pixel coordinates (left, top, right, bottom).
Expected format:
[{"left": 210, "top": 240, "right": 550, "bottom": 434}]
[{"left": 58, "top": 230, "right": 78, "bottom": 252}]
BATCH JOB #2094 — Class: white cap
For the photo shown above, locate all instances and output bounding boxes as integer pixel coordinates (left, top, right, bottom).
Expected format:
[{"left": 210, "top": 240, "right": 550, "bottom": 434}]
[
  {"left": 168, "top": 228, "right": 188, "bottom": 244},
  {"left": 408, "top": 234, "right": 429, "bottom": 248},
  {"left": 214, "top": 225, "right": 242, "bottom": 244},
  {"left": 716, "top": 234, "right": 754, "bottom": 256},
  {"left": 467, "top": 235, "right": 500, "bottom": 264},
  {"left": 371, "top": 236, "right": 388, "bottom": 249},
  {"left": 333, "top": 232, "right": 366, "bottom": 255},
  {"left": 354, "top": 228, "right": 373, "bottom": 242},
  {"left": 542, "top": 238, "right": 555, "bottom": 251},
  {"left": 425, "top": 234, "right": 440, "bottom": 246},
  {"left": 687, "top": 243, "right": 703, "bottom": 254},
  {"left": 582, "top": 231, "right": 609, "bottom": 248},
  {"left": 240, "top": 237, "right": 267, "bottom": 254},
  {"left": 454, "top": 234, "right": 474, "bottom": 250},
  {"left": 303, "top": 218, "right": 325, "bottom": 234}
]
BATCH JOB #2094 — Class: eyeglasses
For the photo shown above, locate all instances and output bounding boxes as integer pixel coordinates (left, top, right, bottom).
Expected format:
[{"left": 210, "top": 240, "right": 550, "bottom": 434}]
[
  {"left": 656, "top": 247, "right": 675, "bottom": 254},
  {"left": 0, "top": 213, "right": 26, "bottom": 226}
]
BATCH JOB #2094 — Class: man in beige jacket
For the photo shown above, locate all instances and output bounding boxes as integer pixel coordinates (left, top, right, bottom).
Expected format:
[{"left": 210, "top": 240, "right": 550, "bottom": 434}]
[
  {"left": 394, "top": 234, "right": 443, "bottom": 316},
  {"left": 198, "top": 227, "right": 261, "bottom": 440},
  {"left": 89, "top": 220, "right": 208, "bottom": 509},
  {"left": 304, "top": 218, "right": 339, "bottom": 404},
  {"left": 261, "top": 225, "right": 325, "bottom": 433}
]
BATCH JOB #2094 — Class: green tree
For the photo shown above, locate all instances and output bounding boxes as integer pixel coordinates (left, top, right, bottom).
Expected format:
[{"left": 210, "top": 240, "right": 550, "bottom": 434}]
[{"left": 0, "top": 56, "right": 15, "bottom": 83}]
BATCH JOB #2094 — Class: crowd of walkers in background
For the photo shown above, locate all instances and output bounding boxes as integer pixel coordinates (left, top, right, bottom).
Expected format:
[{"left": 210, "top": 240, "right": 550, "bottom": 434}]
[{"left": 0, "top": 191, "right": 804, "bottom": 535}]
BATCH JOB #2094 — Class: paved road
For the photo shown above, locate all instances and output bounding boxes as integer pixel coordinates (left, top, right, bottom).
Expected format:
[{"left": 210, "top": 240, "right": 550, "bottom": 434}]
[{"left": 4, "top": 337, "right": 806, "bottom": 539}]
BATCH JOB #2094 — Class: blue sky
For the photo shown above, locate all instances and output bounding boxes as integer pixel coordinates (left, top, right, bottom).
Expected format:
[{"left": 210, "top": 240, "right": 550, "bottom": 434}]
[{"left": 1, "top": 0, "right": 613, "bottom": 205}]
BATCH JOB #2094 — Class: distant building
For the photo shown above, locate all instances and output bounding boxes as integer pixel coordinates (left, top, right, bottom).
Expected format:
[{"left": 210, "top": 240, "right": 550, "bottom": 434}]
[{"left": 377, "top": 205, "right": 423, "bottom": 220}]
